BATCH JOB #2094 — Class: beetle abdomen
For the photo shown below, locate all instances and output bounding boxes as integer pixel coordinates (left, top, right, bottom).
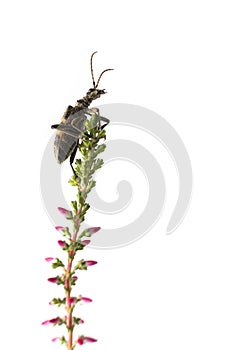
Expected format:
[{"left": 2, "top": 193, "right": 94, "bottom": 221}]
[{"left": 54, "top": 131, "right": 77, "bottom": 164}]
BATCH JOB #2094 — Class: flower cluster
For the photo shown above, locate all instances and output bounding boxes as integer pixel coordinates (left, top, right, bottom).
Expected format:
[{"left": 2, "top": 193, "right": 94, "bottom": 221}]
[{"left": 42, "top": 111, "right": 107, "bottom": 349}]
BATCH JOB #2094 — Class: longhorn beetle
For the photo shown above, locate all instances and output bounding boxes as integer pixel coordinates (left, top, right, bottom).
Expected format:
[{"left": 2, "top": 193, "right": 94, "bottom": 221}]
[{"left": 51, "top": 51, "right": 113, "bottom": 177}]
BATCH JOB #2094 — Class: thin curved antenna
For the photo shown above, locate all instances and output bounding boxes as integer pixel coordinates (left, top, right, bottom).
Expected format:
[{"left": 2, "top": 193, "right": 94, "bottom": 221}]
[
  {"left": 90, "top": 51, "right": 98, "bottom": 88},
  {"left": 96, "top": 68, "right": 114, "bottom": 88}
]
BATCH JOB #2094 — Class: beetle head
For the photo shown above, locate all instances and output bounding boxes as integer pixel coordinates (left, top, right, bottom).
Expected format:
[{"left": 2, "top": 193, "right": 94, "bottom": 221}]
[{"left": 87, "top": 88, "right": 106, "bottom": 100}]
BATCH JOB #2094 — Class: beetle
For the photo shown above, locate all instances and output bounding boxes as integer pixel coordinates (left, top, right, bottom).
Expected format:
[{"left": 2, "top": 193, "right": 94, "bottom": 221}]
[{"left": 51, "top": 51, "right": 113, "bottom": 177}]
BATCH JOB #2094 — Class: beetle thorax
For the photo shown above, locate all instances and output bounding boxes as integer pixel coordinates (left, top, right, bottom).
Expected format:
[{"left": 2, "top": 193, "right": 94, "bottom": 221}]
[{"left": 75, "top": 88, "right": 105, "bottom": 108}]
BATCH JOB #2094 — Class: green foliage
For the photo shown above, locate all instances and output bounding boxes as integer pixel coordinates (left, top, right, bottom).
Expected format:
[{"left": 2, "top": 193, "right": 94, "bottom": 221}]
[
  {"left": 52, "top": 258, "right": 65, "bottom": 269},
  {"left": 50, "top": 297, "right": 66, "bottom": 306},
  {"left": 68, "top": 112, "right": 107, "bottom": 223}
]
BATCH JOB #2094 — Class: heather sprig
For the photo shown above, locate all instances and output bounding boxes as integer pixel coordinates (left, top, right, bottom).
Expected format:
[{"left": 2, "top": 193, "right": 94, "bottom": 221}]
[{"left": 43, "top": 111, "right": 107, "bottom": 349}]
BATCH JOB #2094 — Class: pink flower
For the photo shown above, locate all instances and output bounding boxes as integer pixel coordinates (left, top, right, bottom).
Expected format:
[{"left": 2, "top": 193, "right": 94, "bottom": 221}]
[
  {"left": 80, "top": 296, "right": 92, "bottom": 303},
  {"left": 81, "top": 240, "right": 90, "bottom": 246},
  {"left": 85, "top": 260, "right": 97, "bottom": 267},
  {"left": 51, "top": 337, "right": 60, "bottom": 342},
  {"left": 79, "top": 227, "right": 100, "bottom": 240},
  {"left": 58, "top": 240, "right": 67, "bottom": 248},
  {"left": 45, "top": 257, "right": 54, "bottom": 262},
  {"left": 57, "top": 207, "right": 69, "bottom": 215},
  {"left": 48, "top": 277, "right": 59, "bottom": 283},
  {"left": 57, "top": 207, "right": 73, "bottom": 219},
  {"left": 42, "top": 317, "right": 60, "bottom": 326},
  {"left": 70, "top": 297, "right": 77, "bottom": 304},
  {"left": 55, "top": 226, "right": 65, "bottom": 232},
  {"left": 77, "top": 336, "right": 97, "bottom": 345},
  {"left": 88, "top": 227, "right": 101, "bottom": 234}
]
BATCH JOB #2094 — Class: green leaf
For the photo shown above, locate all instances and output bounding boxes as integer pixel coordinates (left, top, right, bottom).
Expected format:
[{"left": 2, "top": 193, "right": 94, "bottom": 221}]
[
  {"left": 98, "top": 129, "right": 106, "bottom": 139},
  {"left": 93, "top": 158, "right": 104, "bottom": 171},
  {"left": 80, "top": 146, "right": 88, "bottom": 158},
  {"left": 60, "top": 227, "right": 71, "bottom": 238},
  {"left": 94, "top": 144, "right": 106, "bottom": 157},
  {"left": 50, "top": 297, "right": 66, "bottom": 306},
  {"left": 74, "top": 259, "right": 87, "bottom": 271},
  {"left": 71, "top": 200, "right": 77, "bottom": 212},
  {"left": 82, "top": 140, "right": 90, "bottom": 148},
  {"left": 52, "top": 258, "right": 65, "bottom": 269},
  {"left": 73, "top": 241, "right": 86, "bottom": 251},
  {"left": 60, "top": 336, "right": 67, "bottom": 345},
  {"left": 86, "top": 180, "right": 96, "bottom": 194},
  {"left": 73, "top": 317, "right": 85, "bottom": 325}
]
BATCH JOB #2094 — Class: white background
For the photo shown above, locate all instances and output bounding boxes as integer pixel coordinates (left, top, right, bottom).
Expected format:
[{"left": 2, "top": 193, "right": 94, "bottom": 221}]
[{"left": 1, "top": 1, "right": 233, "bottom": 349}]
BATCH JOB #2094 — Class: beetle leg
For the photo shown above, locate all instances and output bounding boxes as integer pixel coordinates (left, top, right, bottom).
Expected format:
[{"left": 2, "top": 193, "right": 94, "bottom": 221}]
[
  {"left": 62, "top": 105, "right": 73, "bottom": 120},
  {"left": 99, "top": 116, "right": 110, "bottom": 130},
  {"left": 51, "top": 105, "right": 74, "bottom": 129},
  {"left": 51, "top": 124, "right": 60, "bottom": 129},
  {"left": 70, "top": 142, "right": 79, "bottom": 179}
]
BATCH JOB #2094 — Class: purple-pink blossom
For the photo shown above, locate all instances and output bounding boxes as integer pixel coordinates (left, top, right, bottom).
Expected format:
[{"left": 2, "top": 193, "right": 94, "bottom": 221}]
[
  {"left": 58, "top": 240, "right": 67, "bottom": 248},
  {"left": 81, "top": 240, "right": 90, "bottom": 246},
  {"left": 55, "top": 226, "right": 65, "bottom": 232},
  {"left": 42, "top": 317, "right": 60, "bottom": 326},
  {"left": 45, "top": 257, "right": 54, "bottom": 262},
  {"left": 51, "top": 337, "right": 60, "bottom": 342},
  {"left": 57, "top": 207, "right": 69, "bottom": 215},
  {"left": 70, "top": 297, "right": 77, "bottom": 304},
  {"left": 80, "top": 296, "right": 92, "bottom": 303},
  {"left": 77, "top": 336, "right": 97, "bottom": 345},
  {"left": 88, "top": 227, "right": 101, "bottom": 234},
  {"left": 57, "top": 207, "right": 73, "bottom": 219},
  {"left": 85, "top": 260, "right": 97, "bottom": 267},
  {"left": 48, "top": 277, "right": 59, "bottom": 283}
]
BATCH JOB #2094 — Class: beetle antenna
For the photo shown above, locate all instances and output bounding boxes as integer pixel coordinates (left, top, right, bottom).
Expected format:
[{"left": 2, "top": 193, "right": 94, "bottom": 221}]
[
  {"left": 96, "top": 68, "right": 114, "bottom": 88},
  {"left": 90, "top": 51, "right": 98, "bottom": 88}
]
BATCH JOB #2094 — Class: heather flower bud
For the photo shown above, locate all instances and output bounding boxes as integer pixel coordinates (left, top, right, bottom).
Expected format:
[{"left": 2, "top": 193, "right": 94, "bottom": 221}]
[
  {"left": 57, "top": 207, "right": 73, "bottom": 219},
  {"left": 52, "top": 337, "right": 60, "bottom": 342},
  {"left": 82, "top": 239, "right": 91, "bottom": 245},
  {"left": 55, "top": 226, "right": 65, "bottom": 232},
  {"left": 80, "top": 296, "right": 92, "bottom": 303},
  {"left": 70, "top": 275, "right": 78, "bottom": 286},
  {"left": 45, "top": 257, "right": 54, "bottom": 262},
  {"left": 86, "top": 260, "right": 97, "bottom": 267},
  {"left": 47, "top": 276, "right": 64, "bottom": 285},
  {"left": 48, "top": 277, "right": 59, "bottom": 283},
  {"left": 42, "top": 317, "right": 61, "bottom": 326},
  {"left": 75, "top": 259, "right": 97, "bottom": 270},
  {"left": 77, "top": 336, "right": 97, "bottom": 345},
  {"left": 70, "top": 297, "right": 77, "bottom": 305},
  {"left": 88, "top": 227, "right": 101, "bottom": 233},
  {"left": 79, "top": 227, "right": 101, "bottom": 239},
  {"left": 57, "top": 240, "right": 68, "bottom": 249}
]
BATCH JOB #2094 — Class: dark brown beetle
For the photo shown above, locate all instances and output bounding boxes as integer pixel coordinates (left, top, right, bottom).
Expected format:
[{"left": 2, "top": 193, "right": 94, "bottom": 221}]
[{"left": 51, "top": 51, "right": 113, "bottom": 177}]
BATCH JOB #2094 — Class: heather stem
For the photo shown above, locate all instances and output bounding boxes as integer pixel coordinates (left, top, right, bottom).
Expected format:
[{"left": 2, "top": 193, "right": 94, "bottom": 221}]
[
  {"left": 58, "top": 112, "right": 107, "bottom": 349},
  {"left": 66, "top": 259, "right": 74, "bottom": 350}
]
